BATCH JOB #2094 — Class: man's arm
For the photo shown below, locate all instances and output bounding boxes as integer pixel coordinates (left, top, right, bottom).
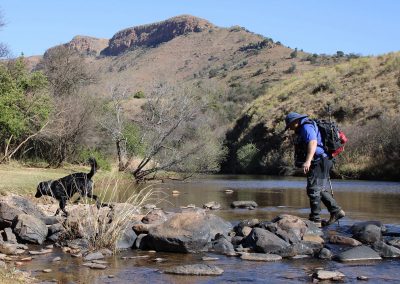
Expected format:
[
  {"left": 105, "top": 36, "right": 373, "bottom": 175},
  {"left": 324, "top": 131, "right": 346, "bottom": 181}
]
[{"left": 303, "top": 140, "right": 317, "bottom": 174}]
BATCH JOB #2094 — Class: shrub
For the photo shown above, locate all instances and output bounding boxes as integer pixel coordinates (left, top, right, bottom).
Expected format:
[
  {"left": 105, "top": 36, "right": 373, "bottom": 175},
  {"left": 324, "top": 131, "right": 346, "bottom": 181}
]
[
  {"left": 290, "top": 48, "right": 298, "bottom": 59},
  {"left": 285, "top": 63, "right": 297, "bottom": 73},
  {"left": 237, "top": 143, "right": 258, "bottom": 170},
  {"left": 133, "top": 91, "right": 145, "bottom": 98}
]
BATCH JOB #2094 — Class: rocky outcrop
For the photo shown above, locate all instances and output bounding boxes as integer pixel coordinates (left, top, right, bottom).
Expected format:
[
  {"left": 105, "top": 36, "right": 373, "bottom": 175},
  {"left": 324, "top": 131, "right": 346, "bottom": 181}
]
[
  {"left": 101, "top": 15, "right": 214, "bottom": 56},
  {"left": 45, "top": 36, "right": 109, "bottom": 57}
]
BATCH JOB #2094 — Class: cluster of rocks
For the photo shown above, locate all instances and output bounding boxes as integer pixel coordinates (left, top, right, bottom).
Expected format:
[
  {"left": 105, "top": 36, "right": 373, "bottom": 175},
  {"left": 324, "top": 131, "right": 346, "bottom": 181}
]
[{"left": 1, "top": 195, "right": 400, "bottom": 280}]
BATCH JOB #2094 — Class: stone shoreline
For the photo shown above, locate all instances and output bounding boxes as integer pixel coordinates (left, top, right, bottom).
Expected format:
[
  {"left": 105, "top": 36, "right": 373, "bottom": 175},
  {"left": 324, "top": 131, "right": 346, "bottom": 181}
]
[{"left": 0, "top": 194, "right": 399, "bottom": 281}]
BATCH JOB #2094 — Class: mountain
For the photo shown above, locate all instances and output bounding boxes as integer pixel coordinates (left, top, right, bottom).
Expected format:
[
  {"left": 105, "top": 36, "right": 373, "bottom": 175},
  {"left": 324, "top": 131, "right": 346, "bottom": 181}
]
[{"left": 27, "top": 15, "right": 345, "bottom": 107}]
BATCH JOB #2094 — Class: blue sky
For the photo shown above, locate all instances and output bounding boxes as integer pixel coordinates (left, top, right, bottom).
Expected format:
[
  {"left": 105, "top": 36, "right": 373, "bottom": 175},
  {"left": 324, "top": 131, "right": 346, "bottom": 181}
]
[{"left": 1, "top": 0, "right": 399, "bottom": 57}]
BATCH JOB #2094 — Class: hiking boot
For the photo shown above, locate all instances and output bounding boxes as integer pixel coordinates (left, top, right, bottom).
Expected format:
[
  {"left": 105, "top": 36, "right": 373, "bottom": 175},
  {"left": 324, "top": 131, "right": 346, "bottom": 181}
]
[
  {"left": 308, "top": 218, "right": 322, "bottom": 228},
  {"left": 323, "top": 210, "right": 345, "bottom": 227}
]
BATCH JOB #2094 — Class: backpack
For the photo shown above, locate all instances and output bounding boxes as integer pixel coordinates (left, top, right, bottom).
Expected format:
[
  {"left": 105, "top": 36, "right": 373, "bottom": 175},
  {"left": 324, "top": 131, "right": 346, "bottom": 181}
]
[{"left": 312, "top": 119, "right": 348, "bottom": 158}]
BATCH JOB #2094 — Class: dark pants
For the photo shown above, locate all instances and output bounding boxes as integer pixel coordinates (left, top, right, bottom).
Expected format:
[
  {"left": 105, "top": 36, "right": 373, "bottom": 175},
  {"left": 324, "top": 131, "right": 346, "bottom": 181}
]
[{"left": 306, "top": 157, "right": 341, "bottom": 221}]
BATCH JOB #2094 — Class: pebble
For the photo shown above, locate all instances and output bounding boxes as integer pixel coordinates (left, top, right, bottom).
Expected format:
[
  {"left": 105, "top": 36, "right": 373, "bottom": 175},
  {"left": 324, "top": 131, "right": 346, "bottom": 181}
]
[
  {"left": 52, "top": 257, "right": 61, "bottom": 262},
  {"left": 224, "top": 189, "right": 234, "bottom": 194},
  {"left": 153, "top": 257, "right": 166, "bottom": 262},
  {"left": 20, "top": 257, "right": 33, "bottom": 261},
  {"left": 108, "top": 275, "right": 115, "bottom": 278},
  {"left": 43, "top": 269, "right": 52, "bottom": 273},
  {"left": 172, "top": 190, "right": 180, "bottom": 195},
  {"left": 357, "top": 276, "right": 369, "bottom": 281},
  {"left": 29, "top": 249, "right": 53, "bottom": 255}
]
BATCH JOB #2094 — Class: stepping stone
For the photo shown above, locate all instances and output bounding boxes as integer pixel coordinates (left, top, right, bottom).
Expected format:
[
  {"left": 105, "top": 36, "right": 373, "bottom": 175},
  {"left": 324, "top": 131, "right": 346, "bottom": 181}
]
[
  {"left": 337, "top": 245, "right": 382, "bottom": 262},
  {"left": 164, "top": 264, "right": 223, "bottom": 276},
  {"left": 240, "top": 253, "right": 282, "bottom": 261}
]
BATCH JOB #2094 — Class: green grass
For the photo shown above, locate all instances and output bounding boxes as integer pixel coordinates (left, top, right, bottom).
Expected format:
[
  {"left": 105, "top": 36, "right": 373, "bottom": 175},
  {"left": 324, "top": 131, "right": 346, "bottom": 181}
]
[{"left": 0, "top": 161, "right": 131, "bottom": 196}]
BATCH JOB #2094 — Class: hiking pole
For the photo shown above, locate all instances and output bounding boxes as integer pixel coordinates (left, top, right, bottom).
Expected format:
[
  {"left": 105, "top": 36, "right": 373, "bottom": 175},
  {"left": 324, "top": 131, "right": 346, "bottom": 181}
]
[{"left": 328, "top": 176, "right": 334, "bottom": 197}]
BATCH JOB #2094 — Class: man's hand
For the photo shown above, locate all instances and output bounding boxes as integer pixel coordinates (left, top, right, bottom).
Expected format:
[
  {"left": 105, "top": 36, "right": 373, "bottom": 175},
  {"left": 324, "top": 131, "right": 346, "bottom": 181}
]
[{"left": 303, "top": 160, "right": 311, "bottom": 174}]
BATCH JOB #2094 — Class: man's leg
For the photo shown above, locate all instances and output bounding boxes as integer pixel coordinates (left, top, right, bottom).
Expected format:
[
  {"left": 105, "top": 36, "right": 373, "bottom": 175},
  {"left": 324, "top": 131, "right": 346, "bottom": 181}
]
[
  {"left": 306, "top": 161, "right": 322, "bottom": 222},
  {"left": 319, "top": 157, "right": 341, "bottom": 213}
]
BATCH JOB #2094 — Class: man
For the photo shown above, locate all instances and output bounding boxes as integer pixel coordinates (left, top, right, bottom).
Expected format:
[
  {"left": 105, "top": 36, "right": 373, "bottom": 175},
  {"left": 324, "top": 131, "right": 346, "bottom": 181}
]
[{"left": 284, "top": 112, "right": 345, "bottom": 227}]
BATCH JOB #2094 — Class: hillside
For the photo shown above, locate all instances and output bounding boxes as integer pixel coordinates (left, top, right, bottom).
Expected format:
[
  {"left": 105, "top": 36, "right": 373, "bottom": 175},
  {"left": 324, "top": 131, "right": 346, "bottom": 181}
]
[
  {"left": 26, "top": 15, "right": 348, "bottom": 117},
  {"left": 221, "top": 52, "right": 400, "bottom": 179}
]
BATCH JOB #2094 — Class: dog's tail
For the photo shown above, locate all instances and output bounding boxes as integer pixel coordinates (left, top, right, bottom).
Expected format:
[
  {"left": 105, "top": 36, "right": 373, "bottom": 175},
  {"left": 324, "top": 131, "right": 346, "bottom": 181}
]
[{"left": 87, "top": 157, "right": 98, "bottom": 179}]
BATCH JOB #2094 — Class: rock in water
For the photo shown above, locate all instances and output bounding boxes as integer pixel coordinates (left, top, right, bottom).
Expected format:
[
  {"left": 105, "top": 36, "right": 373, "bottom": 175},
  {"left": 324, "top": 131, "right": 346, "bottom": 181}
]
[
  {"left": 314, "top": 270, "right": 345, "bottom": 280},
  {"left": 230, "top": 201, "right": 258, "bottom": 209},
  {"left": 337, "top": 245, "right": 382, "bottom": 262},
  {"left": 240, "top": 253, "right": 282, "bottom": 261},
  {"left": 164, "top": 264, "right": 223, "bottom": 276}
]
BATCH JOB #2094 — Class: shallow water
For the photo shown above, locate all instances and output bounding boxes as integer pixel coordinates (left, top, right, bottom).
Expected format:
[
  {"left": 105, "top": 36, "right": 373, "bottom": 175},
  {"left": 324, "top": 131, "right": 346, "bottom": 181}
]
[{"left": 19, "top": 175, "right": 400, "bottom": 283}]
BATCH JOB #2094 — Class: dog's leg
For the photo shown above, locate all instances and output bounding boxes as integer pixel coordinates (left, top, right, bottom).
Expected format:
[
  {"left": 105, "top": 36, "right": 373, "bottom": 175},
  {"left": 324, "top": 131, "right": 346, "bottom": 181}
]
[
  {"left": 59, "top": 198, "right": 69, "bottom": 217},
  {"left": 73, "top": 195, "right": 81, "bottom": 204},
  {"left": 54, "top": 208, "right": 60, "bottom": 216}
]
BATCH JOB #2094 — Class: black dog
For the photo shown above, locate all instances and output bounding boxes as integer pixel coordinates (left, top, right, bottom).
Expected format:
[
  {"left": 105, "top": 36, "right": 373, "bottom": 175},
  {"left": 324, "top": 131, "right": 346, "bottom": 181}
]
[{"left": 35, "top": 158, "right": 103, "bottom": 216}]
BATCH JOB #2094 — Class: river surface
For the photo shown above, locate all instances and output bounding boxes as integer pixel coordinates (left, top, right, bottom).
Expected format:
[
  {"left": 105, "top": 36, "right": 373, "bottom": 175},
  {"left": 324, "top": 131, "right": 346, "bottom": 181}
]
[{"left": 22, "top": 175, "right": 400, "bottom": 283}]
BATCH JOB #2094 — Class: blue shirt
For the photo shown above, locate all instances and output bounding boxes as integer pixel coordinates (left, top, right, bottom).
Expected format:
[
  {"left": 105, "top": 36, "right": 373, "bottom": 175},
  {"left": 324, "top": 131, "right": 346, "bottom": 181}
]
[{"left": 298, "top": 118, "right": 327, "bottom": 159}]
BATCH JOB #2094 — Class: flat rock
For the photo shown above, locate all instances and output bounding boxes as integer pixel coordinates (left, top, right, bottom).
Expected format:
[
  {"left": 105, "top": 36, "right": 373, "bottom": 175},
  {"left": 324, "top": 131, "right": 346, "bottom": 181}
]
[
  {"left": 314, "top": 270, "right": 345, "bottom": 280},
  {"left": 337, "top": 245, "right": 382, "bottom": 262},
  {"left": 29, "top": 249, "right": 53, "bottom": 255},
  {"left": 164, "top": 264, "right": 223, "bottom": 276},
  {"left": 82, "top": 262, "right": 107, "bottom": 269},
  {"left": 302, "top": 234, "right": 324, "bottom": 244},
  {"left": 202, "top": 256, "right": 219, "bottom": 261},
  {"left": 372, "top": 240, "right": 400, "bottom": 258},
  {"left": 240, "top": 253, "right": 282, "bottom": 261},
  {"left": 242, "top": 228, "right": 290, "bottom": 254},
  {"left": 83, "top": 252, "right": 104, "bottom": 261}
]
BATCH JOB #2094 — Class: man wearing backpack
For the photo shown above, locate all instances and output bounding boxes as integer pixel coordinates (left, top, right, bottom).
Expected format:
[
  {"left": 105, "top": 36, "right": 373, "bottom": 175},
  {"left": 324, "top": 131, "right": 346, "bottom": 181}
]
[{"left": 284, "top": 112, "right": 345, "bottom": 227}]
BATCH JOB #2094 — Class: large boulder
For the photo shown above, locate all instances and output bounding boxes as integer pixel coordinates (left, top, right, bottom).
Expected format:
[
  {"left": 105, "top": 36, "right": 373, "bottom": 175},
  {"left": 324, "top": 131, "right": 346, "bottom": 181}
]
[
  {"left": 242, "top": 228, "right": 290, "bottom": 254},
  {"left": 144, "top": 211, "right": 212, "bottom": 253},
  {"left": 12, "top": 214, "right": 48, "bottom": 244},
  {"left": 0, "top": 195, "right": 47, "bottom": 229},
  {"left": 206, "top": 214, "right": 232, "bottom": 240}
]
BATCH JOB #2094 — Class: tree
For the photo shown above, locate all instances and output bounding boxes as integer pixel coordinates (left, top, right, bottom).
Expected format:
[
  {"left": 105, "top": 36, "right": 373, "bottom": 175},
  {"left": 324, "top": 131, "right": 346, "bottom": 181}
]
[
  {"left": 100, "top": 85, "right": 145, "bottom": 171},
  {"left": 0, "top": 57, "right": 50, "bottom": 162},
  {"left": 0, "top": 10, "right": 9, "bottom": 58},
  {"left": 35, "top": 45, "right": 98, "bottom": 166},
  {"left": 290, "top": 48, "right": 298, "bottom": 59},
  {"left": 130, "top": 83, "right": 226, "bottom": 181}
]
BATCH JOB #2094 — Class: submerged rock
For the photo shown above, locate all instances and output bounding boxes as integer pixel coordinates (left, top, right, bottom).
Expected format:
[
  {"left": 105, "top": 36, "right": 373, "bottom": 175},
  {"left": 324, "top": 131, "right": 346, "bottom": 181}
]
[
  {"left": 203, "top": 201, "right": 221, "bottom": 210},
  {"left": 164, "top": 264, "right": 224, "bottom": 276},
  {"left": 337, "top": 245, "right": 382, "bottom": 262},
  {"left": 83, "top": 252, "right": 104, "bottom": 261}
]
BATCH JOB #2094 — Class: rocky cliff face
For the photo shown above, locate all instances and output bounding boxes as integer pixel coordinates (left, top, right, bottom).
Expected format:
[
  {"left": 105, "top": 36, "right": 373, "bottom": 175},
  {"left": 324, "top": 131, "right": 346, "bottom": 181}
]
[
  {"left": 101, "top": 15, "right": 214, "bottom": 56},
  {"left": 65, "top": 36, "right": 109, "bottom": 56}
]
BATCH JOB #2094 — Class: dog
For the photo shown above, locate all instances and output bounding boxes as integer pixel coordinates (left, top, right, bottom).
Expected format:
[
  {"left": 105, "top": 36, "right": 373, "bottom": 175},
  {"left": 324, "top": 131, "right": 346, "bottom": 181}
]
[{"left": 35, "top": 158, "right": 103, "bottom": 216}]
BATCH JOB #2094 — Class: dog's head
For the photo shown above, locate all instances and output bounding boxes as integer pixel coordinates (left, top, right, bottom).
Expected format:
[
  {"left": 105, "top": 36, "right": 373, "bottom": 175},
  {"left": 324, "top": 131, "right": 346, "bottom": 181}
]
[{"left": 35, "top": 181, "right": 52, "bottom": 198}]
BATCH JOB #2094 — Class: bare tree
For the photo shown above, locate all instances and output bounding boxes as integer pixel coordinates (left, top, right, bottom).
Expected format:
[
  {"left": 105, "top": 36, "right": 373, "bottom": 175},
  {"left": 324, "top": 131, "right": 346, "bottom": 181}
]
[
  {"left": 131, "top": 83, "right": 225, "bottom": 181},
  {"left": 0, "top": 10, "right": 9, "bottom": 58},
  {"left": 100, "top": 85, "right": 131, "bottom": 171}
]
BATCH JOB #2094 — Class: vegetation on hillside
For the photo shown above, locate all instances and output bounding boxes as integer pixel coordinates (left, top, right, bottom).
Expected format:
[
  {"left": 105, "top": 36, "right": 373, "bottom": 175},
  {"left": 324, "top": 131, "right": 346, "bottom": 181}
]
[{"left": 222, "top": 52, "right": 400, "bottom": 180}]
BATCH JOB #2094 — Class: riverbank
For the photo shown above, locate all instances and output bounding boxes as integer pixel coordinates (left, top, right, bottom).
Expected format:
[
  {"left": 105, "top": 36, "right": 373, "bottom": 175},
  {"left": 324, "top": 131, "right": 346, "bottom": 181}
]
[{"left": 0, "top": 194, "right": 400, "bottom": 283}]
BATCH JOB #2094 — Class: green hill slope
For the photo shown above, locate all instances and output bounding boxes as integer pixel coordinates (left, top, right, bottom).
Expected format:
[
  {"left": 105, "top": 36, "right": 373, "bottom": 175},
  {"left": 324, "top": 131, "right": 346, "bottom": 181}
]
[{"left": 221, "top": 52, "right": 400, "bottom": 180}]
